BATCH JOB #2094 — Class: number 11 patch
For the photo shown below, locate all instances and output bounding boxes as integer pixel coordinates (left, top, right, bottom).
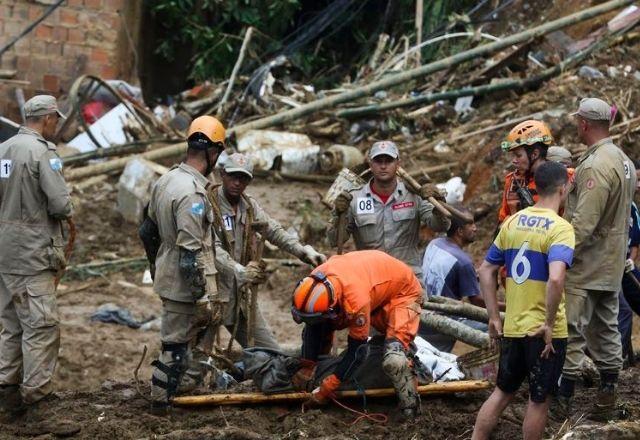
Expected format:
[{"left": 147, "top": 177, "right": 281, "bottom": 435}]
[{"left": 0, "top": 159, "right": 12, "bottom": 178}]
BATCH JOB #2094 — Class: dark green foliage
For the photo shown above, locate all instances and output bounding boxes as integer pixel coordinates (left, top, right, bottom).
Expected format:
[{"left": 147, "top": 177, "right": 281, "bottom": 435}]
[{"left": 150, "top": 0, "right": 477, "bottom": 86}]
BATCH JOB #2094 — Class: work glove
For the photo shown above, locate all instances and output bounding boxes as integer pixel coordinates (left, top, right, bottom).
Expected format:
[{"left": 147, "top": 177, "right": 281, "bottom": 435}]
[
  {"left": 419, "top": 183, "right": 446, "bottom": 203},
  {"left": 304, "top": 373, "right": 340, "bottom": 408},
  {"left": 234, "top": 261, "right": 267, "bottom": 288},
  {"left": 333, "top": 191, "right": 353, "bottom": 214},
  {"left": 625, "top": 258, "right": 635, "bottom": 273},
  {"left": 291, "top": 359, "right": 317, "bottom": 391},
  {"left": 299, "top": 245, "right": 327, "bottom": 266}
]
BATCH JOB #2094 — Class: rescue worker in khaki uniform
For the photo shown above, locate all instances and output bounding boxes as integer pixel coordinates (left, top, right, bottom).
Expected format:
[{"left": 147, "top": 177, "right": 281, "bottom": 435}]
[
  {"left": 212, "top": 153, "right": 326, "bottom": 349},
  {"left": 328, "top": 141, "right": 450, "bottom": 283},
  {"left": 0, "top": 96, "right": 72, "bottom": 412},
  {"left": 290, "top": 250, "right": 422, "bottom": 418},
  {"left": 140, "top": 116, "right": 225, "bottom": 414},
  {"left": 557, "top": 98, "right": 637, "bottom": 420}
]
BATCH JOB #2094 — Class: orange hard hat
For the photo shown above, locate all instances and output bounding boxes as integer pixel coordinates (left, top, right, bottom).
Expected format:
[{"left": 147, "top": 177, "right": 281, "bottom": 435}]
[
  {"left": 501, "top": 120, "right": 553, "bottom": 152},
  {"left": 188, "top": 115, "right": 226, "bottom": 145},
  {"left": 291, "top": 272, "right": 337, "bottom": 324}
]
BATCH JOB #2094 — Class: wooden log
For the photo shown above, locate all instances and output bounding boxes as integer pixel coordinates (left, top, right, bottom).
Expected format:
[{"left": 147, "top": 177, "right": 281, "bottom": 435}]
[
  {"left": 172, "top": 380, "right": 491, "bottom": 407},
  {"left": 217, "top": 27, "right": 254, "bottom": 117},
  {"left": 63, "top": 0, "right": 632, "bottom": 179},
  {"left": 421, "top": 312, "right": 490, "bottom": 348},
  {"left": 423, "top": 298, "right": 504, "bottom": 323},
  {"left": 336, "top": 26, "right": 623, "bottom": 120}
]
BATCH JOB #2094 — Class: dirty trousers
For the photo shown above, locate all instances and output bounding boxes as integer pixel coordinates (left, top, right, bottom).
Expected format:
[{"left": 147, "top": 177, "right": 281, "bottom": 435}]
[
  {"left": 150, "top": 298, "right": 218, "bottom": 403},
  {"left": 0, "top": 271, "right": 59, "bottom": 404},
  {"left": 563, "top": 288, "right": 622, "bottom": 380}
]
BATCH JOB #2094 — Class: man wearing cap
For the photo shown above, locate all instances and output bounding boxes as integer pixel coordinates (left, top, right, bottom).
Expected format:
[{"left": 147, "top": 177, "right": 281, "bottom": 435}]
[
  {"left": 0, "top": 96, "right": 72, "bottom": 415},
  {"left": 328, "top": 140, "right": 449, "bottom": 283},
  {"left": 547, "top": 146, "right": 573, "bottom": 168},
  {"left": 557, "top": 97, "right": 636, "bottom": 420},
  {"left": 212, "top": 152, "right": 326, "bottom": 349},
  {"left": 142, "top": 115, "right": 225, "bottom": 414}
]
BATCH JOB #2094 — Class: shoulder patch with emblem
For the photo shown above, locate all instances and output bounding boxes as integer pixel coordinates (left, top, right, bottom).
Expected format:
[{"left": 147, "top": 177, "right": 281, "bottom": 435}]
[
  {"left": 49, "top": 158, "right": 63, "bottom": 171},
  {"left": 191, "top": 202, "right": 205, "bottom": 215},
  {"left": 354, "top": 314, "right": 367, "bottom": 327},
  {"left": 586, "top": 178, "right": 595, "bottom": 190}
]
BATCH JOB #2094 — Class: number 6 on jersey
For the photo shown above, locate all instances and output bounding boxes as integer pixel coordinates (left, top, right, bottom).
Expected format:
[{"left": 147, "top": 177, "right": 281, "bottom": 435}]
[{"left": 511, "top": 241, "right": 531, "bottom": 284}]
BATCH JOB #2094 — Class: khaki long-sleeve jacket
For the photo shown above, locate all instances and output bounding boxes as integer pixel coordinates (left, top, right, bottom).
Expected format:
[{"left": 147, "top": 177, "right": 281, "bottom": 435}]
[
  {"left": 0, "top": 127, "right": 72, "bottom": 275},
  {"left": 328, "top": 179, "right": 450, "bottom": 280},
  {"left": 564, "top": 137, "right": 637, "bottom": 291},
  {"left": 149, "top": 163, "right": 217, "bottom": 302}
]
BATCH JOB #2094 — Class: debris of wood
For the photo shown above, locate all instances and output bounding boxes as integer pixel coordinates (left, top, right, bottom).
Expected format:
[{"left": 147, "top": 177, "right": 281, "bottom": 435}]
[{"left": 420, "top": 312, "right": 490, "bottom": 348}]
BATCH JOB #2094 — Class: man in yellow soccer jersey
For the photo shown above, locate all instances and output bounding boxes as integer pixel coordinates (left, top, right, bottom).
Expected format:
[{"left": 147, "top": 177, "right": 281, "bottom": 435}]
[{"left": 472, "top": 161, "right": 575, "bottom": 440}]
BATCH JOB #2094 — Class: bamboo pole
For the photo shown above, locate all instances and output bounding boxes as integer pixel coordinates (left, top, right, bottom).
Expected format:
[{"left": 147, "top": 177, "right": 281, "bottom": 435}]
[
  {"left": 172, "top": 380, "right": 491, "bottom": 407},
  {"left": 63, "top": 0, "right": 632, "bottom": 180},
  {"left": 421, "top": 312, "right": 490, "bottom": 348},
  {"left": 217, "top": 27, "right": 254, "bottom": 117}
]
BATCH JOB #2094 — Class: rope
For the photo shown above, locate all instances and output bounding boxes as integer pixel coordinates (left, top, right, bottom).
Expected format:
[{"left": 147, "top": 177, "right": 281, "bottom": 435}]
[{"left": 300, "top": 397, "right": 388, "bottom": 425}]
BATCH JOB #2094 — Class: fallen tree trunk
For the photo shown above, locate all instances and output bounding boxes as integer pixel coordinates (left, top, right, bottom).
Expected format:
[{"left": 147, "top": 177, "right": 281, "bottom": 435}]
[
  {"left": 420, "top": 311, "right": 490, "bottom": 348},
  {"left": 424, "top": 300, "right": 488, "bottom": 323},
  {"left": 64, "top": 0, "right": 632, "bottom": 179},
  {"left": 172, "top": 380, "right": 491, "bottom": 407}
]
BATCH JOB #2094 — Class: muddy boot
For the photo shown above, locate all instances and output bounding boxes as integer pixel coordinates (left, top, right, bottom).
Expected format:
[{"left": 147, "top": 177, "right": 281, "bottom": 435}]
[
  {"left": 551, "top": 376, "right": 575, "bottom": 421},
  {"left": 150, "top": 342, "right": 188, "bottom": 416},
  {"left": 382, "top": 340, "right": 420, "bottom": 419},
  {"left": 21, "top": 394, "right": 81, "bottom": 437},
  {"left": 588, "top": 373, "right": 618, "bottom": 422},
  {"left": 0, "top": 385, "right": 22, "bottom": 412}
]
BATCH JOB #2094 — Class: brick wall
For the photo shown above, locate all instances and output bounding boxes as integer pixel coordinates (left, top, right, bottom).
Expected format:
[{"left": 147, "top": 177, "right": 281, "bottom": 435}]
[{"left": 0, "top": 0, "right": 140, "bottom": 121}]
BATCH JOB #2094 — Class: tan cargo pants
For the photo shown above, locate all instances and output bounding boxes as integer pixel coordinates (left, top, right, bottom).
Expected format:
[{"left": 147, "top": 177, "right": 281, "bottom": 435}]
[
  {"left": 0, "top": 271, "right": 59, "bottom": 404},
  {"left": 562, "top": 288, "right": 622, "bottom": 380}
]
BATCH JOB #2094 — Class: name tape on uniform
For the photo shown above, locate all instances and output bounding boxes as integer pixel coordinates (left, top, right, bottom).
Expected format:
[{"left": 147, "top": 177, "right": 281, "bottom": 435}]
[
  {"left": 222, "top": 214, "right": 234, "bottom": 231},
  {"left": 0, "top": 159, "right": 12, "bottom": 178},
  {"left": 356, "top": 197, "right": 374, "bottom": 214},
  {"left": 49, "top": 158, "right": 63, "bottom": 171},
  {"left": 191, "top": 202, "right": 205, "bottom": 216},
  {"left": 392, "top": 201, "right": 414, "bottom": 210}
]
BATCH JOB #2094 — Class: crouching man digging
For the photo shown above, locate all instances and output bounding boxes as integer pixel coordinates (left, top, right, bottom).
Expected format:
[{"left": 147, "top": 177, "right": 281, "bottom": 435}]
[
  {"left": 472, "top": 161, "right": 575, "bottom": 440},
  {"left": 290, "top": 250, "right": 422, "bottom": 418}
]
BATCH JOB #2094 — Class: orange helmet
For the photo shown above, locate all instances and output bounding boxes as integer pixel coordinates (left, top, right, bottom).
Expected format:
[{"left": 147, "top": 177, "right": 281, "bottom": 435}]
[
  {"left": 187, "top": 115, "right": 226, "bottom": 149},
  {"left": 291, "top": 272, "right": 337, "bottom": 324},
  {"left": 501, "top": 120, "right": 553, "bottom": 152}
]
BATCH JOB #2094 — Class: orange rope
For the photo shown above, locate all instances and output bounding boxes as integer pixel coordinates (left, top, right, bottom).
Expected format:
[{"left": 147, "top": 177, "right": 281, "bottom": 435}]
[{"left": 301, "top": 397, "right": 388, "bottom": 425}]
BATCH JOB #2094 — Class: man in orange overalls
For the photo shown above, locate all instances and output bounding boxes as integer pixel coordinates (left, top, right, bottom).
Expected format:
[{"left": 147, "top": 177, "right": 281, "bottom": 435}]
[{"left": 290, "top": 250, "right": 422, "bottom": 417}]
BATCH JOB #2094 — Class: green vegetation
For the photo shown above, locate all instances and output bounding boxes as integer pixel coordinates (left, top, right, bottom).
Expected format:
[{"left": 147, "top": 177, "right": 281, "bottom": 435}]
[{"left": 151, "top": 0, "right": 477, "bottom": 86}]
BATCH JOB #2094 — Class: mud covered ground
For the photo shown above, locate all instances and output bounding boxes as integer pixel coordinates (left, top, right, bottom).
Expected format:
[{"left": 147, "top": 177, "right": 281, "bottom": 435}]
[{"left": 0, "top": 177, "right": 636, "bottom": 439}]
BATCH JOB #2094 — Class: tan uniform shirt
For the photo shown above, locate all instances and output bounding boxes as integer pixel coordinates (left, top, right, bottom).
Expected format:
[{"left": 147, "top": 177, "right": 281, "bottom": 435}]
[
  {"left": 148, "top": 163, "right": 217, "bottom": 302},
  {"left": 328, "top": 179, "right": 450, "bottom": 279},
  {"left": 213, "top": 186, "right": 305, "bottom": 304},
  {"left": 564, "top": 137, "right": 637, "bottom": 291},
  {"left": 0, "top": 127, "right": 72, "bottom": 275}
]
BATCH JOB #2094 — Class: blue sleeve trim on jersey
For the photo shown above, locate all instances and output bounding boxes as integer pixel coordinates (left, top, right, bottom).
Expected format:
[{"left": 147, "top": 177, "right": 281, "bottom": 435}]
[
  {"left": 548, "top": 244, "right": 574, "bottom": 267},
  {"left": 485, "top": 244, "right": 504, "bottom": 265}
]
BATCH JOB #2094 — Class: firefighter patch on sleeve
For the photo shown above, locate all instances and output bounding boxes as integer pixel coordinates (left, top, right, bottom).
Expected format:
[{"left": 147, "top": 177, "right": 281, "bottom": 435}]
[{"left": 354, "top": 314, "right": 367, "bottom": 327}]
